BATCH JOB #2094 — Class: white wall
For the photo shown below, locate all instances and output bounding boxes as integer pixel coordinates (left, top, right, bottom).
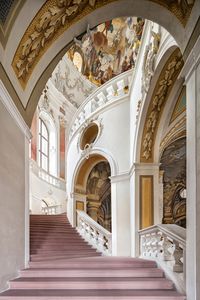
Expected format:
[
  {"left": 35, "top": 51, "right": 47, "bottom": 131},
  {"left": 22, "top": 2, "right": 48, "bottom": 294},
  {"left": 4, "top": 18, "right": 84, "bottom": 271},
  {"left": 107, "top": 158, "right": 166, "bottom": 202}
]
[
  {"left": 30, "top": 171, "right": 67, "bottom": 214},
  {"left": 0, "top": 82, "right": 29, "bottom": 292},
  {"left": 67, "top": 97, "right": 130, "bottom": 203}
]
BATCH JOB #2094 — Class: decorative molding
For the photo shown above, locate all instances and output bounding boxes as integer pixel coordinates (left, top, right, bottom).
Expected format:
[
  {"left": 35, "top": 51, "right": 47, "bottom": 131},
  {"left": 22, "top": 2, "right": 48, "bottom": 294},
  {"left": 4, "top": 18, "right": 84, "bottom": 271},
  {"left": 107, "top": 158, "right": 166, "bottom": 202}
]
[
  {"left": 110, "top": 171, "right": 130, "bottom": 183},
  {"left": 150, "top": 0, "right": 195, "bottom": 26},
  {"left": 140, "top": 48, "right": 183, "bottom": 163},
  {"left": 77, "top": 117, "right": 103, "bottom": 154},
  {"left": 12, "top": 0, "right": 114, "bottom": 88},
  {"left": 11, "top": 0, "right": 194, "bottom": 88},
  {"left": 169, "top": 86, "right": 186, "bottom": 124},
  {"left": 159, "top": 115, "right": 186, "bottom": 159},
  {"left": 141, "top": 29, "right": 161, "bottom": 98},
  {"left": 0, "top": 79, "right": 32, "bottom": 140}
]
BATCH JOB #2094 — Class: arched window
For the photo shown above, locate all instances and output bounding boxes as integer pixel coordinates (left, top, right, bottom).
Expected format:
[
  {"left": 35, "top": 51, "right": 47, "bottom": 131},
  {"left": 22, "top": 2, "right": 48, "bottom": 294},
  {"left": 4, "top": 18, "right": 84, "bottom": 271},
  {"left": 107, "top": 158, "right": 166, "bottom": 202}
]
[
  {"left": 38, "top": 117, "right": 49, "bottom": 172},
  {"left": 38, "top": 112, "right": 58, "bottom": 177}
]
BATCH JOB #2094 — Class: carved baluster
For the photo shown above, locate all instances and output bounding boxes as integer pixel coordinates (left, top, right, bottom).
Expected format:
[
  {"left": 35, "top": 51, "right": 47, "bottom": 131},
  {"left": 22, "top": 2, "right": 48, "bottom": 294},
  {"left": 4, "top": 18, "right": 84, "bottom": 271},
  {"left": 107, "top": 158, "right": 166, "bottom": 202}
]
[
  {"left": 106, "top": 85, "right": 115, "bottom": 101},
  {"left": 116, "top": 79, "right": 125, "bottom": 96},
  {"left": 140, "top": 235, "right": 146, "bottom": 257},
  {"left": 151, "top": 232, "right": 159, "bottom": 257},
  {"left": 97, "top": 92, "right": 106, "bottom": 106},
  {"left": 158, "top": 234, "right": 173, "bottom": 261},
  {"left": 173, "top": 241, "right": 183, "bottom": 273}
]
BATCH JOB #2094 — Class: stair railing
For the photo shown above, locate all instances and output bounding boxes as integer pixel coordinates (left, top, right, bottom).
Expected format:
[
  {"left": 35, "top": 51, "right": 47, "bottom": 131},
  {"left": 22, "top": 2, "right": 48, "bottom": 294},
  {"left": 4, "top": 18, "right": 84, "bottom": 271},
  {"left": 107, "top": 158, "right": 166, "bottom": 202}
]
[
  {"left": 76, "top": 210, "right": 112, "bottom": 256},
  {"left": 138, "top": 224, "right": 186, "bottom": 292},
  {"left": 42, "top": 204, "right": 62, "bottom": 215}
]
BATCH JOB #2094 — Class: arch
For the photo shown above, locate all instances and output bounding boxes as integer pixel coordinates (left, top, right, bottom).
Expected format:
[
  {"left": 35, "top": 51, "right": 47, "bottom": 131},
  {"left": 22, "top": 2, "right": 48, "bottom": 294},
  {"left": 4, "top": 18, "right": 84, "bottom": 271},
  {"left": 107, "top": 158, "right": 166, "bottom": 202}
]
[
  {"left": 71, "top": 148, "right": 118, "bottom": 193},
  {"left": 7, "top": 0, "right": 197, "bottom": 126},
  {"left": 133, "top": 45, "right": 179, "bottom": 163}
]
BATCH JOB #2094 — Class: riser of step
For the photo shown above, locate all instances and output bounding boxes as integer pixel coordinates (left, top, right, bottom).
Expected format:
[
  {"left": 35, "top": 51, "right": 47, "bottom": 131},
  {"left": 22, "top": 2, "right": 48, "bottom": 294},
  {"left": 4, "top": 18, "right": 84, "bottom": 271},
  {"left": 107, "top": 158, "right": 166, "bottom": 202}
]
[
  {"left": 30, "top": 255, "right": 101, "bottom": 261},
  {"left": 10, "top": 279, "right": 174, "bottom": 290},
  {"left": 28, "top": 263, "right": 156, "bottom": 269},
  {"left": 21, "top": 268, "right": 164, "bottom": 278},
  {"left": 0, "top": 290, "right": 186, "bottom": 299}
]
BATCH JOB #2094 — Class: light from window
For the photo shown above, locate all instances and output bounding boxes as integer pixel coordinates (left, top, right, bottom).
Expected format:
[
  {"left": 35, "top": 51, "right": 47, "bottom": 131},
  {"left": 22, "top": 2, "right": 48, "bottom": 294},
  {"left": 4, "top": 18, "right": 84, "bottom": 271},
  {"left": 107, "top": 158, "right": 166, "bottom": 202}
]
[{"left": 39, "top": 118, "right": 49, "bottom": 172}]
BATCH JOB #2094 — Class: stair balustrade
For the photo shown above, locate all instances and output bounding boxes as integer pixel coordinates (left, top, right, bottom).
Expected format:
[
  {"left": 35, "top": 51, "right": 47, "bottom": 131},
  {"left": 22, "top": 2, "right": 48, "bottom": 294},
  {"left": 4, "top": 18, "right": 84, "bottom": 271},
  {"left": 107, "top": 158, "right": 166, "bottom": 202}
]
[
  {"left": 76, "top": 210, "right": 112, "bottom": 256},
  {"left": 42, "top": 204, "right": 62, "bottom": 215},
  {"left": 69, "top": 69, "right": 133, "bottom": 140},
  {"left": 138, "top": 224, "right": 186, "bottom": 292},
  {"left": 30, "top": 159, "right": 66, "bottom": 190}
]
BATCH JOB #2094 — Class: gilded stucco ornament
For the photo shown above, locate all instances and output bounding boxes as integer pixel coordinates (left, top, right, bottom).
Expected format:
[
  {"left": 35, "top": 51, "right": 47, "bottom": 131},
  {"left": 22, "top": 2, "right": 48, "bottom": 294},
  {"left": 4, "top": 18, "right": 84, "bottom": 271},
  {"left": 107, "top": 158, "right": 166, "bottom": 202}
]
[
  {"left": 12, "top": 0, "right": 101, "bottom": 88},
  {"left": 12, "top": 0, "right": 194, "bottom": 88},
  {"left": 141, "top": 30, "right": 161, "bottom": 98},
  {"left": 140, "top": 49, "right": 184, "bottom": 162}
]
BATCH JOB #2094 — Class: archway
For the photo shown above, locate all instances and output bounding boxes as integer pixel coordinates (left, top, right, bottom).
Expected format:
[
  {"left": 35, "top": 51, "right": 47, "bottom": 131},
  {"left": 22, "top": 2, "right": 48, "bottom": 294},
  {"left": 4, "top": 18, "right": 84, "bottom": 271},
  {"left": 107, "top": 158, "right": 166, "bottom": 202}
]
[
  {"left": 72, "top": 154, "right": 112, "bottom": 229},
  {"left": 4, "top": 1, "right": 198, "bottom": 125}
]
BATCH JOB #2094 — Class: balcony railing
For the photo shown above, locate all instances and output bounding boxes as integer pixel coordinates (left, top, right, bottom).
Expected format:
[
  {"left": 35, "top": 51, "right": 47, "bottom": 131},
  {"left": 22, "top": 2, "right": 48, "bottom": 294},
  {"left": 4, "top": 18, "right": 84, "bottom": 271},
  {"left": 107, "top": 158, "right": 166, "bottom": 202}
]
[
  {"left": 30, "top": 159, "right": 66, "bottom": 191},
  {"left": 138, "top": 224, "right": 186, "bottom": 292},
  {"left": 42, "top": 204, "right": 62, "bottom": 215},
  {"left": 77, "top": 210, "right": 112, "bottom": 256},
  {"left": 69, "top": 69, "right": 133, "bottom": 140}
]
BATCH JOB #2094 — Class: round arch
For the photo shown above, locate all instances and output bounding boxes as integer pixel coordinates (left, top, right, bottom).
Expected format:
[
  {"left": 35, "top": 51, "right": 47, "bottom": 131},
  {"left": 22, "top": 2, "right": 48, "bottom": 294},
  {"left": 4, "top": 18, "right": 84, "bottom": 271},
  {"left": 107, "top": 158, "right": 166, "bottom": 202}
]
[
  {"left": 11, "top": 0, "right": 194, "bottom": 126},
  {"left": 132, "top": 45, "right": 179, "bottom": 163}
]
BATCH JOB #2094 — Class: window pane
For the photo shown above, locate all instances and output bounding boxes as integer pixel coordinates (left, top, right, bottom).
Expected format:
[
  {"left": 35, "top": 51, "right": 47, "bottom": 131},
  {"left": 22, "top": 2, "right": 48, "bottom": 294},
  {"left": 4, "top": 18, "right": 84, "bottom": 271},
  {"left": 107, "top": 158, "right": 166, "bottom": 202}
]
[
  {"left": 42, "top": 122, "right": 48, "bottom": 139},
  {"left": 42, "top": 155, "right": 48, "bottom": 172},
  {"left": 42, "top": 138, "right": 48, "bottom": 155}
]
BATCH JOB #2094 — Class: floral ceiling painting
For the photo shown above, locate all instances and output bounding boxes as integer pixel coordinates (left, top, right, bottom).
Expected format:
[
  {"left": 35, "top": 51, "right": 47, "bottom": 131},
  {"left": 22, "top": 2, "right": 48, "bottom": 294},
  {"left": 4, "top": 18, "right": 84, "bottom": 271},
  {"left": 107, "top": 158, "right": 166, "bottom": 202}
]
[{"left": 67, "top": 17, "right": 145, "bottom": 86}]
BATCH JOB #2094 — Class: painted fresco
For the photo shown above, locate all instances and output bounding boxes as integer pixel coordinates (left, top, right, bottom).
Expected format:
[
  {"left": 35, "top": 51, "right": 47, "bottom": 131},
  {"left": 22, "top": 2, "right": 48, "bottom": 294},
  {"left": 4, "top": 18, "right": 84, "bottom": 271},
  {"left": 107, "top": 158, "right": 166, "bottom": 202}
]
[
  {"left": 86, "top": 161, "right": 111, "bottom": 232},
  {"left": 160, "top": 137, "right": 186, "bottom": 228},
  {"left": 67, "top": 17, "right": 145, "bottom": 86}
]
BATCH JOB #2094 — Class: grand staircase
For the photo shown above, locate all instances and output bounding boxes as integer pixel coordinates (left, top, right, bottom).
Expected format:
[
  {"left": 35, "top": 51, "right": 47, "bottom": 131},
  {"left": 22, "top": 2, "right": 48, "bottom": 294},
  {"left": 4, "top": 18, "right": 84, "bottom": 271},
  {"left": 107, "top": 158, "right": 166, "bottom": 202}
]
[{"left": 0, "top": 214, "right": 186, "bottom": 299}]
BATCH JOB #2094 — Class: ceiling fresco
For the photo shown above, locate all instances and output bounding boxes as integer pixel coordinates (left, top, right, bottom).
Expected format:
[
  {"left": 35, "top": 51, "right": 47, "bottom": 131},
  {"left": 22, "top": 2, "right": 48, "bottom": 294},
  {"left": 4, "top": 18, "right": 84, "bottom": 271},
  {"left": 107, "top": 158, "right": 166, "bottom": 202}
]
[
  {"left": 10, "top": 0, "right": 195, "bottom": 88},
  {"left": 67, "top": 17, "right": 145, "bottom": 86}
]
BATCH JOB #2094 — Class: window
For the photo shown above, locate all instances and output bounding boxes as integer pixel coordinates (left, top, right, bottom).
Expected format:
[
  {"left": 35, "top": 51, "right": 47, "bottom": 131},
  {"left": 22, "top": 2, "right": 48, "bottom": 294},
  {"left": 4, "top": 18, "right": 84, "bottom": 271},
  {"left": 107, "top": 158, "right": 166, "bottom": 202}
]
[{"left": 38, "top": 118, "right": 49, "bottom": 172}]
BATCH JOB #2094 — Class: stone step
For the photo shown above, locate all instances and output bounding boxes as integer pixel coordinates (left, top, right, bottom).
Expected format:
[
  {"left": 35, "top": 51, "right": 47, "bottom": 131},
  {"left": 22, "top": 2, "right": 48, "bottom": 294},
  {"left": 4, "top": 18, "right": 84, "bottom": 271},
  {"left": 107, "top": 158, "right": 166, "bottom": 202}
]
[
  {"left": 9, "top": 277, "right": 174, "bottom": 290},
  {"left": 0, "top": 289, "right": 186, "bottom": 299},
  {"left": 21, "top": 268, "right": 164, "bottom": 278}
]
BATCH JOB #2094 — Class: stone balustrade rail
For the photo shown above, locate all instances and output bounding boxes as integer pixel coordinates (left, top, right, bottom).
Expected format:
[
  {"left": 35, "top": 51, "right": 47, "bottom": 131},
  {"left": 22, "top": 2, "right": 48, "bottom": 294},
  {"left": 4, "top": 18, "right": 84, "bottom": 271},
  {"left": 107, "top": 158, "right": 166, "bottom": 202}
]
[
  {"left": 138, "top": 224, "right": 186, "bottom": 292},
  {"left": 69, "top": 69, "right": 133, "bottom": 140},
  {"left": 76, "top": 210, "right": 112, "bottom": 256}
]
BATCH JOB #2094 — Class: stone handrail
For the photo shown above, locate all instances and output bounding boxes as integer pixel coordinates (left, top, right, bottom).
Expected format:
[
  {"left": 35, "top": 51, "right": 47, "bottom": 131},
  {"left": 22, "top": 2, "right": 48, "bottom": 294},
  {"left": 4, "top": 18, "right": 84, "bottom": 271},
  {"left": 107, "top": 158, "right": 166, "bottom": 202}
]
[
  {"left": 69, "top": 69, "right": 133, "bottom": 140},
  {"left": 30, "top": 159, "right": 66, "bottom": 191},
  {"left": 76, "top": 210, "right": 112, "bottom": 256},
  {"left": 42, "top": 204, "right": 62, "bottom": 215},
  {"left": 138, "top": 224, "right": 186, "bottom": 292}
]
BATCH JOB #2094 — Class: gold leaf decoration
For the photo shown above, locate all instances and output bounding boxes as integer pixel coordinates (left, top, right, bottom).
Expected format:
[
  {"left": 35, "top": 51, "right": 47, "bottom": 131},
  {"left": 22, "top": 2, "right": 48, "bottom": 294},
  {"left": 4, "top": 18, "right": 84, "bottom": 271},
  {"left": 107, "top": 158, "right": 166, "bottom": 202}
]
[{"left": 140, "top": 48, "right": 184, "bottom": 162}]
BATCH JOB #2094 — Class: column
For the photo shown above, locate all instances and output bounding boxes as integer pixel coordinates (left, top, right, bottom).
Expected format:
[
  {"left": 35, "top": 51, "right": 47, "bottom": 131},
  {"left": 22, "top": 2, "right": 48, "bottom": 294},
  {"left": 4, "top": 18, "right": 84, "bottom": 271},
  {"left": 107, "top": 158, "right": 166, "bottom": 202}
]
[
  {"left": 130, "top": 163, "right": 160, "bottom": 256},
  {"left": 182, "top": 35, "right": 200, "bottom": 300},
  {"left": 110, "top": 173, "right": 131, "bottom": 256}
]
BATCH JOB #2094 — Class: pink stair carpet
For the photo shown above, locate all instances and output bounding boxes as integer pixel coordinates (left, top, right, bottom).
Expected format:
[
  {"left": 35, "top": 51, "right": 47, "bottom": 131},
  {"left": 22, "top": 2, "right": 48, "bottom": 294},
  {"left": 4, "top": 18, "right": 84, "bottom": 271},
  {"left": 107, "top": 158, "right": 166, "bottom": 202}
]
[{"left": 0, "top": 214, "right": 186, "bottom": 299}]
